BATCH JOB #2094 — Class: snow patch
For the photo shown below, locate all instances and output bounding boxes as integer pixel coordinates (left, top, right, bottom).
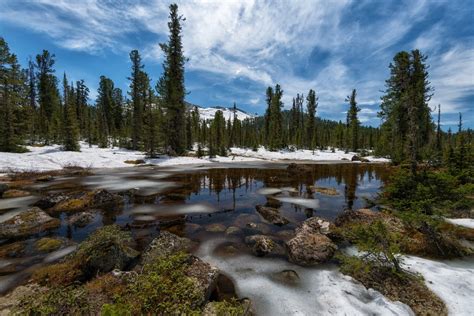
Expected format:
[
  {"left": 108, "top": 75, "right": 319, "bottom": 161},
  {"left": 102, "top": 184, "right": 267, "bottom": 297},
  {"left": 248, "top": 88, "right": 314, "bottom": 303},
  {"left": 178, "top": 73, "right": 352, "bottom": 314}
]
[{"left": 445, "top": 218, "right": 474, "bottom": 229}]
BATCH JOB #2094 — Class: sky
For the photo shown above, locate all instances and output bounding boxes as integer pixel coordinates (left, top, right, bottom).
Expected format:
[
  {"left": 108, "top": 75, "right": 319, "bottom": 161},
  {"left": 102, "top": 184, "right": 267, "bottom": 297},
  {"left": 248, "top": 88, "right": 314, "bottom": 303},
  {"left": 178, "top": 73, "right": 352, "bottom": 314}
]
[{"left": 1, "top": 0, "right": 473, "bottom": 129}]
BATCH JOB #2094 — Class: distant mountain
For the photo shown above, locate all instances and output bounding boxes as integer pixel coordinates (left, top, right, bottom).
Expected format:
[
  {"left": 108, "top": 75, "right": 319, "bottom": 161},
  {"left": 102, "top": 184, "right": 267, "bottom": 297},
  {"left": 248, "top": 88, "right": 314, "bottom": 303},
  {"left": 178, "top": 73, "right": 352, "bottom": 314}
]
[{"left": 185, "top": 101, "right": 255, "bottom": 121}]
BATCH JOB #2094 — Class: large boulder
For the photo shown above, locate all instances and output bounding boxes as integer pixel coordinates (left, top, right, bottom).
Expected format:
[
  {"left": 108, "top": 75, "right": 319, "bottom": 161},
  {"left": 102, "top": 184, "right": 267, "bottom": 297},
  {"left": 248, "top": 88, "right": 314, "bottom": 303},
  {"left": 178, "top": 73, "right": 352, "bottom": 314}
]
[
  {"left": 255, "top": 205, "right": 289, "bottom": 226},
  {"left": 74, "top": 225, "right": 139, "bottom": 276},
  {"left": 0, "top": 207, "right": 60, "bottom": 239},
  {"left": 297, "top": 216, "right": 333, "bottom": 235},
  {"left": 285, "top": 232, "right": 337, "bottom": 266},
  {"left": 245, "top": 235, "right": 285, "bottom": 257},
  {"left": 186, "top": 256, "right": 220, "bottom": 307}
]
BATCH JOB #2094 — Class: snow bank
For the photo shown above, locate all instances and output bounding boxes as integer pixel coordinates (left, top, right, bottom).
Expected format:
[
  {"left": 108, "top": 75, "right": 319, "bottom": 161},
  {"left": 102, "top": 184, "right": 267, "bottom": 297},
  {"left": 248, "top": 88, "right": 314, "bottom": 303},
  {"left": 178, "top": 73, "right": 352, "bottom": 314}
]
[
  {"left": 0, "top": 143, "right": 388, "bottom": 172},
  {"left": 403, "top": 256, "right": 474, "bottom": 316},
  {"left": 0, "top": 143, "right": 212, "bottom": 172},
  {"left": 230, "top": 147, "right": 389, "bottom": 163},
  {"left": 445, "top": 218, "right": 474, "bottom": 229}
]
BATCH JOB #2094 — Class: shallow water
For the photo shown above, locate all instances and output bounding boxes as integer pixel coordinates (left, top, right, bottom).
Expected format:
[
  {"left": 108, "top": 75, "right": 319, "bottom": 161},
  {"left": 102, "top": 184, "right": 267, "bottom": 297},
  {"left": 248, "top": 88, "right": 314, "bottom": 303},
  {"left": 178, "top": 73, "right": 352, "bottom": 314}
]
[{"left": 0, "top": 162, "right": 392, "bottom": 309}]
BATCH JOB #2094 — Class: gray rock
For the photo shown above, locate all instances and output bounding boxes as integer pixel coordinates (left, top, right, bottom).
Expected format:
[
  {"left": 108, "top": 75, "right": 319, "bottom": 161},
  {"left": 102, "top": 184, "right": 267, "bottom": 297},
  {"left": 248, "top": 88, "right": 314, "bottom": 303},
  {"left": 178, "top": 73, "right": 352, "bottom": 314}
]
[
  {"left": 141, "top": 231, "right": 192, "bottom": 265},
  {"left": 245, "top": 235, "right": 285, "bottom": 257},
  {"left": 68, "top": 211, "right": 94, "bottom": 227},
  {"left": 285, "top": 231, "right": 337, "bottom": 266}
]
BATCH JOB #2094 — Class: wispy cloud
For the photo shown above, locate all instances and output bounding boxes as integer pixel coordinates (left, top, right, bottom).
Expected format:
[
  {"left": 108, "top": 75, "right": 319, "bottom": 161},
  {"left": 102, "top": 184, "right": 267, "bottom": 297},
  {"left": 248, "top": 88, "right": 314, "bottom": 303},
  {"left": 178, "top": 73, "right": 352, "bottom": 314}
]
[{"left": 1, "top": 0, "right": 472, "bottom": 127}]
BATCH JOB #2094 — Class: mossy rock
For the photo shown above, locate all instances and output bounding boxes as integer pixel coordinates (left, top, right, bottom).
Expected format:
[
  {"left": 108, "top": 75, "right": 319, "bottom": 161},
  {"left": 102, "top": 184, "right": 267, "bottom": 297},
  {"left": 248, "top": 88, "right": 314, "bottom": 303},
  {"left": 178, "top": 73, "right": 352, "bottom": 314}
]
[
  {"left": 0, "top": 241, "right": 26, "bottom": 258},
  {"left": 203, "top": 299, "right": 252, "bottom": 316},
  {"left": 2, "top": 189, "right": 31, "bottom": 198},
  {"left": 50, "top": 189, "right": 122, "bottom": 212},
  {"left": 0, "top": 207, "right": 60, "bottom": 239},
  {"left": 32, "top": 225, "right": 139, "bottom": 286},
  {"left": 35, "top": 237, "right": 64, "bottom": 253}
]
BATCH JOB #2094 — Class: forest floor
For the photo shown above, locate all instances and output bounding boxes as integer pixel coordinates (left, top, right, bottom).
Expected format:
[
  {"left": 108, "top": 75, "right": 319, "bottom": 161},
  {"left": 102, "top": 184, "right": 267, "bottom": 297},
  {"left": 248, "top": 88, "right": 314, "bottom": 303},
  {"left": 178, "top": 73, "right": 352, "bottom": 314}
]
[{"left": 0, "top": 142, "right": 389, "bottom": 172}]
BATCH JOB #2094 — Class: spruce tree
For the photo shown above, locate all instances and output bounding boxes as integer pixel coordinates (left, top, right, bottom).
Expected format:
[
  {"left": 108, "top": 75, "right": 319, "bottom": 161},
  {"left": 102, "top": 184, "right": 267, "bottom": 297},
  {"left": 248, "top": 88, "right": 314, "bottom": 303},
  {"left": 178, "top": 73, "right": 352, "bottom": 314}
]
[
  {"left": 346, "top": 89, "right": 360, "bottom": 152},
  {"left": 61, "top": 73, "right": 80, "bottom": 151},
  {"left": 35, "top": 50, "right": 61, "bottom": 144},
  {"left": 0, "top": 38, "right": 26, "bottom": 152},
  {"left": 157, "top": 4, "right": 186, "bottom": 155},
  {"left": 129, "top": 50, "right": 145, "bottom": 150},
  {"left": 306, "top": 89, "right": 318, "bottom": 149}
]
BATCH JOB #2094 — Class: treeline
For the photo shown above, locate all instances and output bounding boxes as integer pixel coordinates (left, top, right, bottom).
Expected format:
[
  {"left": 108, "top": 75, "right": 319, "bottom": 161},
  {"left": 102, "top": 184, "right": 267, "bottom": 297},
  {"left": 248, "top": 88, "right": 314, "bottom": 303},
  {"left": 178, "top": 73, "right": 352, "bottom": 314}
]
[{"left": 0, "top": 3, "right": 472, "bottom": 167}]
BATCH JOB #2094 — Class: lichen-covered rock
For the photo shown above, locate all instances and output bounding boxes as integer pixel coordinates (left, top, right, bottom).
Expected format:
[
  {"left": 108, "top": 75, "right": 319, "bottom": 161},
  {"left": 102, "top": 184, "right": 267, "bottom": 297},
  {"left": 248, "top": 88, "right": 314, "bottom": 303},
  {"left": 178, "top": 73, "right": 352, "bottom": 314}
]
[
  {"left": 255, "top": 205, "right": 289, "bottom": 226},
  {"left": 0, "top": 207, "right": 60, "bottom": 239},
  {"left": 68, "top": 211, "right": 94, "bottom": 227},
  {"left": 141, "top": 231, "right": 192, "bottom": 265},
  {"left": 285, "top": 232, "right": 337, "bottom": 266},
  {"left": 245, "top": 235, "right": 285, "bottom": 257},
  {"left": 34, "top": 189, "right": 122, "bottom": 212},
  {"left": 0, "top": 284, "right": 48, "bottom": 315},
  {"left": 225, "top": 226, "right": 241, "bottom": 235},
  {"left": 297, "top": 216, "right": 333, "bottom": 236},
  {"left": 186, "top": 256, "right": 220, "bottom": 307}
]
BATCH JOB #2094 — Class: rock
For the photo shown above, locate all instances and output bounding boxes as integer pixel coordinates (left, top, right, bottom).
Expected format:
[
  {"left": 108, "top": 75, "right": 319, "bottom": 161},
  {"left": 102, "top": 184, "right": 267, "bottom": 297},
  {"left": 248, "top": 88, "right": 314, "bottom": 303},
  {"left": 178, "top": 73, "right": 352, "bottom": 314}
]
[
  {"left": 36, "top": 175, "right": 54, "bottom": 182},
  {"left": 205, "top": 223, "right": 227, "bottom": 233},
  {"left": 50, "top": 189, "right": 122, "bottom": 212},
  {"left": 297, "top": 216, "right": 333, "bottom": 236},
  {"left": 351, "top": 155, "right": 362, "bottom": 161},
  {"left": 285, "top": 232, "right": 337, "bottom": 266},
  {"left": 0, "top": 207, "right": 60, "bottom": 239},
  {"left": 256, "top": 205, "right": 289, "bottom": 226},
  {"left": 225, "top": 226, "right": 241, "bottom": 235},
  {"left": 272, "top": 269, "right": 300, "bottom": 285},
  {"left": 309, "top": 186, "right": 339, "bottom": 196},
  {"left": 68, "top": 211, "right": 94, "bottom": 227},
  {"left": 234, "top": 214, "right": 259, "bottom": 228},
  {"left": 124, "top": 159, "right": 146, "bottom": 164},
  {"left": 186, "top": 255, "right": 220, "bottom": 307},
  {"left": 74, "top": 225, "right": 139, "bottom": 275},
  {"left": 0, "top": 284, "right": 48, "bottom": 315},
  {"left": 2, "top": 189, "right": 30, "bottom": 198},
  {"left": 245, "top": 222, "right": 271, "bottom": 235},
  {"left": 203, "top": 299, "right": 252, "bottom": 316},
  {"left": 0, "top": 183, "right": 9, "bottom": 197},
  {"left": 33, "top": 193, "right": 70, "bottom": 209},
  {"left": 212, "top": 273, "right": 238, "bottom": 301},
  {"left": 245, "top": 235, "right": 285, "bottom": 257},
  {"left": 141, "top": 231, "right": 192, "bottom": 265},
  {"left": 335, "top": 209, "right": 404, "bottom": 233},
  {"left": 34, "top": 237, "right": 65, "bottom": 253}
]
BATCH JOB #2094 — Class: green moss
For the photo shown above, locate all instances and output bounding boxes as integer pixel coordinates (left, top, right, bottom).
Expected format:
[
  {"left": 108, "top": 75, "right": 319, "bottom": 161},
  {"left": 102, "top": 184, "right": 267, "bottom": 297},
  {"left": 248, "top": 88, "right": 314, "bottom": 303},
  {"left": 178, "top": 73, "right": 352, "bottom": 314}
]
[
  {"left": 35, "top": 238, "right": 63, "bottom": 252},
  {"left": 209, "top": 299, "right": 247, "bottom": 316}
]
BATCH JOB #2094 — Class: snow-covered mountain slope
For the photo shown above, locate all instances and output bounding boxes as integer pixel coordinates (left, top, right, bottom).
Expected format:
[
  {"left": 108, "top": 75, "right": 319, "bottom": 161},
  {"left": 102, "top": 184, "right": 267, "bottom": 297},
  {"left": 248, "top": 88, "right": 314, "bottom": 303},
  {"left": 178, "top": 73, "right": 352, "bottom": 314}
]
[{"left": 187, "top": 102, "right": 255, "bottom": 121}]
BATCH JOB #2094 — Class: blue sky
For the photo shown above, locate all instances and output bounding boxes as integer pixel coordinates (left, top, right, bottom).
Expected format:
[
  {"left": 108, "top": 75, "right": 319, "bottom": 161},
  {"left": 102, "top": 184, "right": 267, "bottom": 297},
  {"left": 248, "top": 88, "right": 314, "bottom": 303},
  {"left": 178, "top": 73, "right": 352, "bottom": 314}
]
[{"left": 1, "top": 0, "right": 473, "bottom": 129}]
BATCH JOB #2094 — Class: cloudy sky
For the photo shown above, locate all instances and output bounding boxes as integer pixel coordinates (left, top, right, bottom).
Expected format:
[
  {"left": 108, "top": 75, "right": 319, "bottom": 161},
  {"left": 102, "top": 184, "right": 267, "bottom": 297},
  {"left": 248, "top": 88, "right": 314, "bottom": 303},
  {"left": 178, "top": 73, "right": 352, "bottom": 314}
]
[{"left": 1, "top": 0, "right": 473, "bottom": 129}]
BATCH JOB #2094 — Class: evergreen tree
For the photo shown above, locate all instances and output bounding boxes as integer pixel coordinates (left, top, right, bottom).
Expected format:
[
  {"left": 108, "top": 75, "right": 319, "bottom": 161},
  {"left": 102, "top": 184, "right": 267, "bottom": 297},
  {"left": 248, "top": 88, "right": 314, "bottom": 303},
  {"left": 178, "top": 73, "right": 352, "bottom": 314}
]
[
  {"left": 306, "top": 89, "right": 318, "bottom": 149},
  {"left": 0, "top": 37, "right": 26, "bottom": 152},
  {"left": 96, "top": 75, "right": 115, "bottom": 148},
  {"left": 265, "top": 84, "right": 284, "bottom": 150},
  {"left": 157, "top": 4, "right": 186, "bottom": 155},
  {"left": 35, "top": 50, "right": 61, "bottom": 144},
  {"left": 61, "top": 73, "right": 80, "bottom": 151},
  {"left": 129, "top": 50, "right": 145, "bottom": 150},
  {"left": 346, "top": 89, "right": 360, "bottom": 152}
]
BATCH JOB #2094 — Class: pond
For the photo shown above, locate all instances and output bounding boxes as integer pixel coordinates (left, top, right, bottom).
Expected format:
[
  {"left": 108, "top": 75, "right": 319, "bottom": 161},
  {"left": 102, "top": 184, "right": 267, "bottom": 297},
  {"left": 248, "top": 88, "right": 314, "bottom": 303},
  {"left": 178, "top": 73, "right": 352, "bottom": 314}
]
[{"left": 2, "top": 162, "right": 409, "bottom": 314}]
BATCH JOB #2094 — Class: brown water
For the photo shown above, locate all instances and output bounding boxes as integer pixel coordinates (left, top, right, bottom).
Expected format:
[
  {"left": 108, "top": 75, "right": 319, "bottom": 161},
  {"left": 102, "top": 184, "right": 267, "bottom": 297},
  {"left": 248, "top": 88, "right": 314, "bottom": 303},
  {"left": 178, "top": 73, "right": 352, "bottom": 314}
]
[{"left": 0, "top": 162, "right": 390, "bottom": 294}]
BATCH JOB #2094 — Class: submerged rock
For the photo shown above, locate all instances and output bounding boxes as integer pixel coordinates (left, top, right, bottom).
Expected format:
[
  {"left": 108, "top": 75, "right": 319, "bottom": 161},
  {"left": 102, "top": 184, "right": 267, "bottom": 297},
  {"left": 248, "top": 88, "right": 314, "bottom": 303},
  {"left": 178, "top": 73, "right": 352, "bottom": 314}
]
[
  {"left": 245, "top": 235, "right": 285, "bottom": 257},
  {"left": 206, "top": 223, "right": 227, "bottom": 233},
  {"left": 0, "top": 207, "right": 60, "bottom": 239},
  {"left": 67, "top": 211, "right": 95, "bottom": 227},
  {"left": 255, "top": 205, "right": 289, "bottom": 226},
  {"left": 272, "top": 269, "right": 300, "bottom": 286},
  {"left": 225, "top": 226, "right": 241, "bottom": 235}
]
